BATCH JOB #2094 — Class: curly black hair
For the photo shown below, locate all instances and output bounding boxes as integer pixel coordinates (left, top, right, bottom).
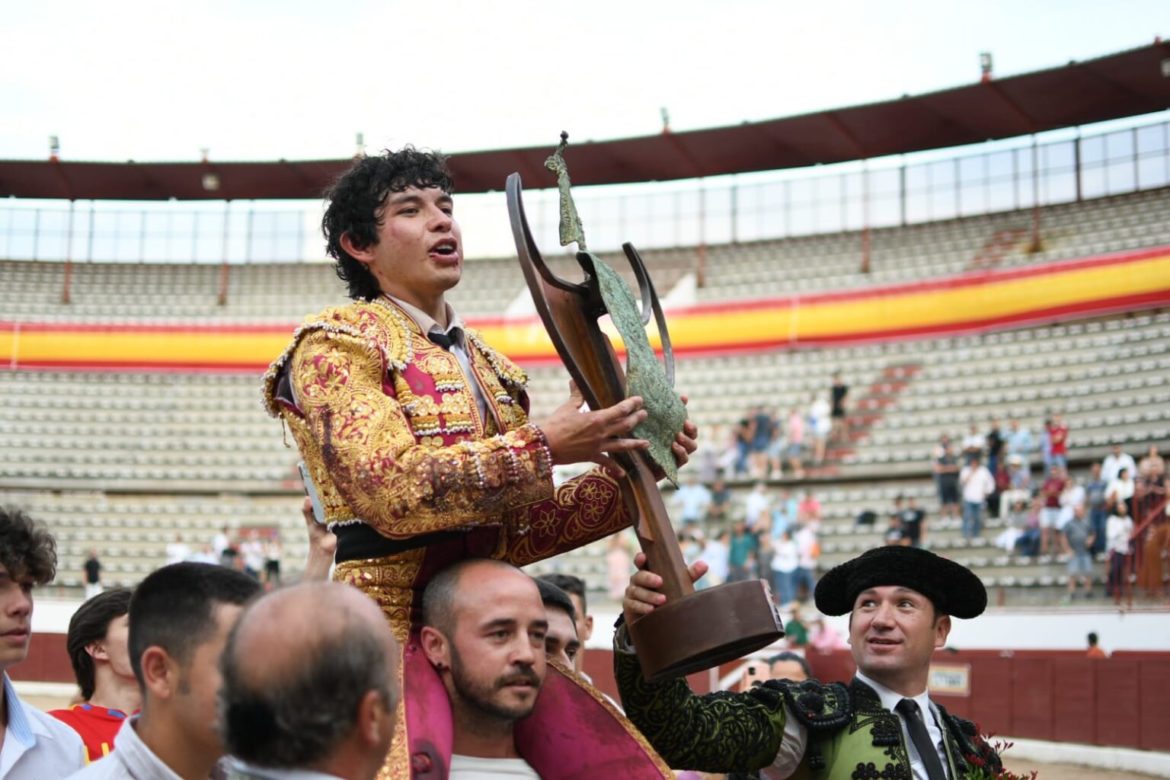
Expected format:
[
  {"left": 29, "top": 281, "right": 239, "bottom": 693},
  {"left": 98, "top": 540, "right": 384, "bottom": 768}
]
[
  {"left": 0, "top": 506, "right": 57, "bottom": 585},
  {"left": 322, "top": 147, "right": 455, "bottom": 300}
]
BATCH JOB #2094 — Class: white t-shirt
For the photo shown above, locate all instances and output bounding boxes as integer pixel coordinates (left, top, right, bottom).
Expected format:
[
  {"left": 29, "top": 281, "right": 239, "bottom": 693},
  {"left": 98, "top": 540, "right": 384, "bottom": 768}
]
[
  {"left": 1106, "top": 514, "right": 1134, "bottom": 555},
  {"left": 449, "top": 754, "right": 540, "bottom": 779},
  {"left": 959, "top": 465, "right": 995, "bottom": 503},
  {"left": 771, "top": 539, "right": 800, "bottom": 573}
]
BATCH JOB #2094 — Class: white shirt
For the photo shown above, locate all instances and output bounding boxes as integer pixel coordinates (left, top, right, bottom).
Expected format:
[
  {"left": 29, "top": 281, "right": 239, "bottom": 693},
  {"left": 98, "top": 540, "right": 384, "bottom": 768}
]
[
  {"left": 959, "top": 465, "right": 995, "bottom": 503},
  {"left": 0, "top": 674, "right": 86, "bottom": 779},
  {"left": 1106, "top": 514, "right": 1134, "bottom": 555},
  {"left": 225, "top": 759, "right": 343, "bottom": 780},
  {"left": 65, "top": 716, "right": 183, "bottom": 780},
  {"left": 1106, "top": 477, "right": 1135, "bottom": 504},
  {"left": 1102, "top": 452, "right": 1137, "bottom": 483},
  {"left": 449, "top": 754, "right": 539, "bottom": 779},
  {"left": 795, "top": 526, "right": 819, "bottom": 569},
  {"left": 770, "top": 540, "right": 799, "bottom": 573},
  {"left": 745, "top": 490, "right": 770, "bottom": 528}
]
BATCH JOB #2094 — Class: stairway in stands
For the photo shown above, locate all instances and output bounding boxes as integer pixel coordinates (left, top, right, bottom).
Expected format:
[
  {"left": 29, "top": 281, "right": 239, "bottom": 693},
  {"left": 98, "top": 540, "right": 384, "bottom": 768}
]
[{"left": 823, "top": 361, "right": 924, "bottom": 468}]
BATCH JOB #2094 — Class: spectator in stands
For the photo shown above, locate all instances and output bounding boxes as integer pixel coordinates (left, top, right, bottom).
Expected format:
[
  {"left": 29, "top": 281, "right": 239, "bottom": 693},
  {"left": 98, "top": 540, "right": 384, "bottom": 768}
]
[
  {"left": 697, "top": 530, "right": 729, "bottom": 589},
  {"left": 829, "top": 372, "right": 848, "bottom": 443},
  {"left": 733, "top": 417, "right": 753, "bottom": 476},
  {"left": 1039, "top": 416, "right": 1054, "bottom": 476},
  {"left": 1105, "top": 502, "right": 1134, "bottom": 603},
  {"left": 932, "top": 436, "right": 961, "bottom": 522},
  {"left": 1086, "top": 632, "right": 1107, "bottom": 659},
  {"left": 883, "top": 512, "right": 909, "bottom": 546},
  {"left": 727, "top": 522, "right": 757, "bottom": 583},
  {"left": 748, "top": 405, "right": 774, "bottom": 478},
  {"left": 534, "top": 578, "right": 581, "bottom": 669},
  {"left": 535, "top": 573, "right": 593, "bottom": 676},
  {"left": 808, "top": 614, "right": 847, "bottom": 651},
  {"left": 1039, "top": 464, "right": 1069, "bottom": 556},
  {"left": 793, "top": 520, "right": 820, "bottom": 601},
  {"left": 900, "top": 495, "right": 926, "bottom": 548},
  {"left": 83, "top": 549, "right": 103, "bottom": 601},
  {"left": 1106, "top": 466, "right": 1136, "bottom": 520},
  {"left": 420, "top": 558, "right": 664, "bottom": 776},
  {"left": 744, "top": 482, "right": 771, "bottom": 531},
  {"left": 1102, "top": 443, "right": 1137, "bottom": 483},
  {"left": 52, "top": 588, "right": 138, "bottom": 762},
  {"left": 785, "top": 406, "right": 806, "bottom": 478},
  {"left": 219, "top": 582, "right": 398, "bottom": 780},
  {"left": 809, "top": 394, "right": 831, "bottom": 465},
  {"left": 995, "top": 495, "right": 1030, "bottom": 553},
  {"left": 212, "top": 525, "right": 232, "bottom": 562},
  {"left": 959, "top": 453, "right": 995, "bottom": 539},
  {"left": 707, "top": 475, "right": 731, "bottom": 524},
  {"left": 1005, "top": 417, "right": 1035, "bottom": 471},
  {"left": 164, "top": 534, "right": 190, "bottom": 566},
  {"left": 1085, "top": 462, "right": 1110, "bottom": 556},
  {"left": 769, "top": 528, "right": 799, "bottom": 606},
  {"left": 671, "top": 473, "right": 712, "bottom": 526},
  {"left": 797, "top": 490, "right": 822, "bottom": 525},
  {"left": 986, "top": 417, "right": 1005, "bottom": 479},
  {"left": 1058, "top": 473, "right": 1087, "bottom": 546},
  {"left": 67, "top": 562, "right": 260, "bottom": 780},
  {"left": 0, "top": 507, "right": 86, "bottom": 777},
  {"left": 262, "top": 533, "right": 282, "bottom": 586},
  {"left": 1047, "top": 412, "right": 1069, "bottom": 471},
  {"left": 1138, "top": 444, "right": 1165, "bottom": 481},
  {"left": 1063, "top": 505, "right": 1095, "bottom": 603},
  {"left": 771, "top": 488, "right": 798, "bottom": 539},
  {"left": 960, "top": 421, "right": 985, "bottom": 466}
]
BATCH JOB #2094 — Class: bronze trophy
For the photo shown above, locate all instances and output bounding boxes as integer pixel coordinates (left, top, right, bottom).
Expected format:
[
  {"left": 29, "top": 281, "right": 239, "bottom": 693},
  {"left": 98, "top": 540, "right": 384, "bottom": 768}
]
[{"left": 506, "top": 134, "right": 784, "bottom": 682}]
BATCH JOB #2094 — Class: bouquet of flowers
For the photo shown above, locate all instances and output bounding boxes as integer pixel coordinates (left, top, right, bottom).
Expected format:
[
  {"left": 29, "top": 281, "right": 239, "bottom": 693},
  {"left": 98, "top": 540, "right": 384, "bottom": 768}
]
[{"left": 965, "top": 737, "right": 1037, "bottom": 780}]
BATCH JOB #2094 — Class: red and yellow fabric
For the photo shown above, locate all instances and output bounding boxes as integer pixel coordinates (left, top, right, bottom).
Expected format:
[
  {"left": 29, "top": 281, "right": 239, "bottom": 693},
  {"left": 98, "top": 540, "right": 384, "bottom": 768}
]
[
  {"left": 2, "top": 247, "right": 1168, "bottom": 369},
  {"left": 261, "top": 298, "right": 666, "bottom": 779}
]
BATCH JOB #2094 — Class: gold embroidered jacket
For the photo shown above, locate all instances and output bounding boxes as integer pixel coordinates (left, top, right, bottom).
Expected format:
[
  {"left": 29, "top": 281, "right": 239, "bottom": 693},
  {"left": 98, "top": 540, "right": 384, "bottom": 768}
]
[{"left": 262, "top": 298, "right": 641, "bottom": 778}]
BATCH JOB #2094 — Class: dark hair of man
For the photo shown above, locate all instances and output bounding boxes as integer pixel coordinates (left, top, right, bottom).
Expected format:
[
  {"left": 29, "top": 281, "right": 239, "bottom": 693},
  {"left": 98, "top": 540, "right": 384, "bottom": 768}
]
[
  {"left": 0, "top": 506, "right": 57, "bottom": 585},
  {"left": 322, "top": 147, "right": 456, "bottom": 301},
  {"left": 536, "top": 573, "right": 587, "bottom": 617},
  {"left": 128, "top": 562, "right": 260, "bottom": 687},
  {"left": 219, "top": 607, "right": 394, "bottom": 768},
  {"left": 421, "top": 558, "right": 514, "bottom": 636},
  {"left": 767, "top": 651, "right": 813, "bottom": 679},
  {"left": 67, "top": 587, "right": 133, "bottom": 701},
  {"left": 534, "top": 578, "right": 577, "bottom": 624},
  {"left": 1088, "top": 632, "right": 1099, "bottom": 646}
]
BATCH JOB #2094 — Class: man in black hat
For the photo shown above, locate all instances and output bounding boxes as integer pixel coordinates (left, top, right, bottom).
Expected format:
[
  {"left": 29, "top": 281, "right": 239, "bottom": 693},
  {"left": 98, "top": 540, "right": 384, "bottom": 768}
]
[{"left": 614, "top": 546, "right": 1002, "bottom": 779}]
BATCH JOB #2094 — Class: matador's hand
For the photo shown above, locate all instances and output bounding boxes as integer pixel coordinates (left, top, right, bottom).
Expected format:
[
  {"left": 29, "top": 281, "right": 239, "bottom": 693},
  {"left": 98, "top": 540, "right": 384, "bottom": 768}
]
[{"left": 539, "top": 381, "right": 650, "bottom": 475}]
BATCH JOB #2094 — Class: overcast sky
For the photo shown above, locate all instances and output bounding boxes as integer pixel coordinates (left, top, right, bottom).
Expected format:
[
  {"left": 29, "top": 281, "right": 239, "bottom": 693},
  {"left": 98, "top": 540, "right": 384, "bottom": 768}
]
[{"left": 2, "top": 1, "right": 1165, "bottom": 163}]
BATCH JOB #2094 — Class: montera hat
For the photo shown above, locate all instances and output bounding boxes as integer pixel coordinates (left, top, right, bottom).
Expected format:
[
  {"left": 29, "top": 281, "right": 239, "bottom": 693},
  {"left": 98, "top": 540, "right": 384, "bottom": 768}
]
[{"left": 814, "top": 546, "right": 987, "bottom": 619}]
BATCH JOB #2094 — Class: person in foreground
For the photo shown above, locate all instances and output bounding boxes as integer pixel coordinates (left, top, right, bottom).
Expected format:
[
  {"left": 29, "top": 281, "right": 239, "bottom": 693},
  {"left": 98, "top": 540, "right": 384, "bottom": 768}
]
[
  {"left": 615, "top": 546, "right": 1003, "bottom": 779},
  {"left": 0, "top": 507, "right": 86, "bottom": 777},
  {"left": 220, "top": 582, "right": 399, "bottom": 780},
  {"left": 51, "top": 588, "right": 139, "bottom": 762},
  {"left": 67, "top": 562, "right": 261, "bottom": 780},
  {"left": 415, "top": 558, "right": 671, "bottom": 778}
]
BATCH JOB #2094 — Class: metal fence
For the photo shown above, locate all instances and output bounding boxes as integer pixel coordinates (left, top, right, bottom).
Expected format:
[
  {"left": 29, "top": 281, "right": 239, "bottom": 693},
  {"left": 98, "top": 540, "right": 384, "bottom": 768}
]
[{"left": 2, "top": 116, "right": 1167, "bottom": 264}]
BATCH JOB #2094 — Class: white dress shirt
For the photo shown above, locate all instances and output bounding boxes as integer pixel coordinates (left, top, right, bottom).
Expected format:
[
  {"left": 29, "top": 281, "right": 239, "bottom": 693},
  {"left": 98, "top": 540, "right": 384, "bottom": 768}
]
[
  {"left": 0, "top": 674, "right": 86, "bottom": 779},
  {"left": 854, "top": 672, "right": 951, "bottom": 780}
]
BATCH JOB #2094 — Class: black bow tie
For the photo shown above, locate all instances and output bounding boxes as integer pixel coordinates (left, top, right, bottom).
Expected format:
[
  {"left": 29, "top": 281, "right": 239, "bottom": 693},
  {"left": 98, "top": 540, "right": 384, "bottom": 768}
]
[{"left": 428, "top": 329, "right": 459, "bottom": 350}]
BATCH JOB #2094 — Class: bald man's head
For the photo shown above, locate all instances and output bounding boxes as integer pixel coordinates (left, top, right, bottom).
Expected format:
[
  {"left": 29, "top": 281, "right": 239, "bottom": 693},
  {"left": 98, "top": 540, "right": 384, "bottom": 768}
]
[{"left": 219, "top": 582, "right": 398, "bottom": 772}]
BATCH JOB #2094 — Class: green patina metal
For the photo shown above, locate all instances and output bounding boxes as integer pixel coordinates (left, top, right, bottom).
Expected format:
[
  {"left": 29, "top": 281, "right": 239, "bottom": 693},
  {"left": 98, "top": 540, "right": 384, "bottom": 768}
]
[{"left": 547, "top": 134, "right": 687, "bottom": 484}]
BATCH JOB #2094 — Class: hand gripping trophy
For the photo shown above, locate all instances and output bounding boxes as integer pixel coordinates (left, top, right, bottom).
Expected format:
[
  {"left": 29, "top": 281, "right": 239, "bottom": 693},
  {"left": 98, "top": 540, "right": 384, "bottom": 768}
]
[{"left": 507, "top": 134, "right": 784, "bottom": 681}]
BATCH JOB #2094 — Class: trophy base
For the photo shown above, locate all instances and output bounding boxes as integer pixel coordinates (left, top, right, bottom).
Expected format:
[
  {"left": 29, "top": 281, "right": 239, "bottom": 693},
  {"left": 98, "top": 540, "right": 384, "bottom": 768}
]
[{"left": 627, "top": 579, "right": 785, "bottom": 683}]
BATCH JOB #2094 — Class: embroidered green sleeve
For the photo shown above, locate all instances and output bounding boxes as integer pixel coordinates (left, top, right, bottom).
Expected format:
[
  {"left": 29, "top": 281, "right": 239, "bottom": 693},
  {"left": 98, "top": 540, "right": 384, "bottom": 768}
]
[{"left": 614, "top": 631, "right": 786, "bottom": 772}]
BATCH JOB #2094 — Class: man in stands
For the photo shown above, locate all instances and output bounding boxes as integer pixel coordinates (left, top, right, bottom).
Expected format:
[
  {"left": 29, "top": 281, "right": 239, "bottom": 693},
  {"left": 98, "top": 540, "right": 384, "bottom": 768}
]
[
  {"left": 219, "top": 582, "right": 398, "bottom": 780},
  {"left": 415, "top": 558, "right": 670, "bottom": 777},
  {"left": 616, "top": 546, "right": 1002, "bottom": 778},
  {"left": 535, "top": 573, "right": 592, "bottom": 674},
  {"left": 51, "top": 588, "right": 139, "bottom": 762},
  {"left": 68, "top": 562, "right": 260, "bottom": 780},
  {"left": 261, "top": 147, "right": 696, "bottom": 773},
  {"left": 0, "top": 507, "right": 86, "bottom": 777},
  {"left": 1102, "top": 443, "right": 1136, "bottom": 483},
  {"left": 533, "top": 578, "right": 581, "bottom": 669},
  {"left": 1046, "top": 412, "right": 1069, "bottom": 471}
]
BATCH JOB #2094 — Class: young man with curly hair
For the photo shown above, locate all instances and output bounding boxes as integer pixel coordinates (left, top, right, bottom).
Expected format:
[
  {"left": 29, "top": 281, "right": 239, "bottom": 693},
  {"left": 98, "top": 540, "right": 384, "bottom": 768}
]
[
  {"left": 0, "top": 507, "right": 86, "bottom": 777},
  {"left": 262, "top": 148, "right": 695, "bottom": 775}
]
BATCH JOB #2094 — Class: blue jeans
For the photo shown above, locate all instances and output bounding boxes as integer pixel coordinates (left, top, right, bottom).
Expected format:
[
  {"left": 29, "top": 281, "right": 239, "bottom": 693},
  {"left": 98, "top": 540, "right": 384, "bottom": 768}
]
[
  {"left": 1089, "top": 507, "right": 1108, "bottom": 555},
  {"left": 962, "top": 501, "right": 983, "bottom": 538},
  {"left": 771, "top": 569, "right": 796, "bottom": 605},
  {"left": 792, "top": 567, "right": 817, "bottom": 601}
]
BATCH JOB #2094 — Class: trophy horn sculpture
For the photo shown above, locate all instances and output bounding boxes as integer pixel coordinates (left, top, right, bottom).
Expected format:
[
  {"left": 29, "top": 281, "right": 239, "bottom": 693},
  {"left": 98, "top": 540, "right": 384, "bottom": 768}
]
[{"left": 506, "top": 133, "right": 784, "bottom": 682}]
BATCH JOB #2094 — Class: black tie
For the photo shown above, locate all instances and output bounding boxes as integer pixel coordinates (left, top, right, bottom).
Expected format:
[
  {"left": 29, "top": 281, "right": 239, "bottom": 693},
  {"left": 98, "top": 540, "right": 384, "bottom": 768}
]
[
  {"left": 427, "top": 330, "right": 457, "bottom": 350},
  {"left": 895, "top": 698, "right": 948, "bottom": 780}
]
